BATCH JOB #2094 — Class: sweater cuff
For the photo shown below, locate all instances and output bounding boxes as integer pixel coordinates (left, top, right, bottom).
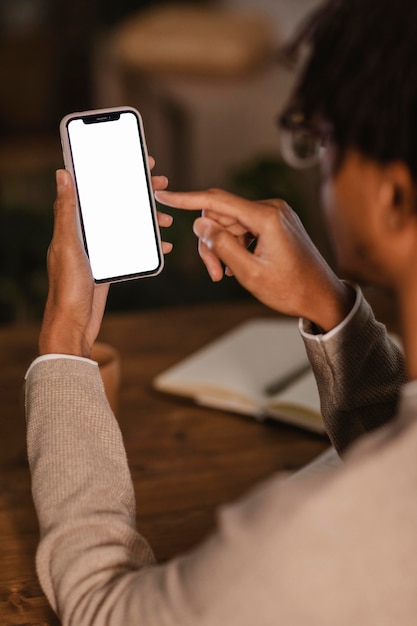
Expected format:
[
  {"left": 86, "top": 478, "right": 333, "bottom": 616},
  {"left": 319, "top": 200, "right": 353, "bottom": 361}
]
[{"left": 298, "top": 283, "right": 362, "bottom": 343}]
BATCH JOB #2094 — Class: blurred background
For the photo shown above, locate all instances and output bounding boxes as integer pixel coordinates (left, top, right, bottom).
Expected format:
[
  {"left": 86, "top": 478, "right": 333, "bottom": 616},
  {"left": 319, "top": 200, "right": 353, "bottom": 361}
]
[{"left": 0, "top": 0, "right": 329, "bottom": 324}]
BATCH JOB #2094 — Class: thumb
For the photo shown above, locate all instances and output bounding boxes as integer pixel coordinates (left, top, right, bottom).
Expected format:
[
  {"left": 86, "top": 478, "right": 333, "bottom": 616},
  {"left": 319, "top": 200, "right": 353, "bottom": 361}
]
[{"left": 53, "top": 169, "right": 79, "bottom": 240}]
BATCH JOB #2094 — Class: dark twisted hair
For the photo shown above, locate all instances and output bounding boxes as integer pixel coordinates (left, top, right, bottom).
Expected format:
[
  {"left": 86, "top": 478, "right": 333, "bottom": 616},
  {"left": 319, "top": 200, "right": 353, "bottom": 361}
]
[{"left": 283, "top": 0, "right": 417, "bottom": 179}]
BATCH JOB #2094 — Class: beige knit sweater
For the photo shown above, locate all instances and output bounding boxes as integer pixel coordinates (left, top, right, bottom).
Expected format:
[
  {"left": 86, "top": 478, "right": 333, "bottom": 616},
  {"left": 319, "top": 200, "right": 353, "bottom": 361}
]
[{"left": 27, "top": 291, "right": 417, "bottom": 625}]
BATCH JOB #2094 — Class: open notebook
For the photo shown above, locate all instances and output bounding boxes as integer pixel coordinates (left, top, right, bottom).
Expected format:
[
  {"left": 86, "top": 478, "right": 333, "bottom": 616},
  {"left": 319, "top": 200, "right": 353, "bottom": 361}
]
[{"left": 154, "top": 317, "right": 325, "bottom": 434}]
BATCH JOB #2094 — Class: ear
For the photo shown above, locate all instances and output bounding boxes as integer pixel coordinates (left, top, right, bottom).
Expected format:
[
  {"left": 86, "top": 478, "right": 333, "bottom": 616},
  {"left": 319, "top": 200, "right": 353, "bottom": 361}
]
[{"left": 378, "top": 163, "right": 416, "bottom": 233}]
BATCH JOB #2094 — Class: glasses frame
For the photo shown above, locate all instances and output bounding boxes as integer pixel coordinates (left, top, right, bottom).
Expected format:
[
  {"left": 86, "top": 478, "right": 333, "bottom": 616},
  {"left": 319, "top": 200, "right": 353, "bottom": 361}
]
[{"left": 277, "top": 110, "right": 331, "bottom": 169}]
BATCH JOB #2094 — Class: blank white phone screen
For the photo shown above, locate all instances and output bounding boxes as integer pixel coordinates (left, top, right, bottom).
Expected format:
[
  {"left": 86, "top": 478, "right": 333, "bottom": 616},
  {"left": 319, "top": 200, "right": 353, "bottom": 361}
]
[{"left": 67, "top": 111, "right": 161, "bottom": 282}]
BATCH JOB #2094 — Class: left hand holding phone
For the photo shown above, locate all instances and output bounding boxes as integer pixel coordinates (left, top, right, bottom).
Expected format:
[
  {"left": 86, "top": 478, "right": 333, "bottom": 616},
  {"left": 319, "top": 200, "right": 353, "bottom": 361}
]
[{"left": 39, "top": 163, "right": 173, "bottom": 359}]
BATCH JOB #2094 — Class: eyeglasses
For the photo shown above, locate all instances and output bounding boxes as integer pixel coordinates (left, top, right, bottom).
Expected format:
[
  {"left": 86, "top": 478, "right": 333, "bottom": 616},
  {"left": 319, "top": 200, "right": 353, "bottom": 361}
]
[{"left": 277, "top": 110, "right": 331, "bottom": 169}]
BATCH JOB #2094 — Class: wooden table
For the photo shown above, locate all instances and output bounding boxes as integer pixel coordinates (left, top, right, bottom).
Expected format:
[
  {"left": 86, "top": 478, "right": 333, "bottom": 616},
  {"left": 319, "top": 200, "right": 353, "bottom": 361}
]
[{"left": 0, "top": 298, "right": 332, "bottom": 625}]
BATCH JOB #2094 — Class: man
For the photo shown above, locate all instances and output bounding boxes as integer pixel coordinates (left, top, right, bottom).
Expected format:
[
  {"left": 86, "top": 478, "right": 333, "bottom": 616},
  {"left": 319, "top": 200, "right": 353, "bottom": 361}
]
[{"left": 26, "top": 0, "right": 417, "bottom": 623}]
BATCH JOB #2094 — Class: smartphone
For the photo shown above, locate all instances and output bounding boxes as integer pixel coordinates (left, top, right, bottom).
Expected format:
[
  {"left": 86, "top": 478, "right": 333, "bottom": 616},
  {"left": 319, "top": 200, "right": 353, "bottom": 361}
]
[{"left": 60, "top": 106, "right": 164, "bottom": 283}]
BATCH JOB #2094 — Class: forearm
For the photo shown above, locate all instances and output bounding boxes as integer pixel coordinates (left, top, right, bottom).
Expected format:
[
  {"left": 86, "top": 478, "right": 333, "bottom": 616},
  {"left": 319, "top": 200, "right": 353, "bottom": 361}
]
[
  {"left": 25, "top": 359, "right": 156, "bottom": 622},
  {"left": 301, "top": 287, "right": 407, "bottom": 454}
]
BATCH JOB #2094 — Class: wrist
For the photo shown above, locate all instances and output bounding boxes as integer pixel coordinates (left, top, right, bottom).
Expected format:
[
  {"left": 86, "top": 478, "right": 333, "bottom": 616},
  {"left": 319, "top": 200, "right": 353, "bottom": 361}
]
[
  {"left": 38, "top": 320, "right": 91, "bottom": 358},
  {"left": 311, "top": 281, "right": 356, "bottom": 333}
]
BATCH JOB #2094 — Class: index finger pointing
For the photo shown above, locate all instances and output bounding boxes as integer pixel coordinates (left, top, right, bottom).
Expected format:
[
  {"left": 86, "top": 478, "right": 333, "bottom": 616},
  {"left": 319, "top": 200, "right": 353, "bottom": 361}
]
[{"left": 155, "top": 188, "right": 264, "bottom": 236}]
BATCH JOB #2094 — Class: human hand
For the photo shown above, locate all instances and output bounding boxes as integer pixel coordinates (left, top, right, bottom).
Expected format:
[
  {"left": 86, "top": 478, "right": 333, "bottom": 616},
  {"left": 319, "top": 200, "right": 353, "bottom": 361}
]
[
  {"left": 39, "top": 164, "right": 173, "bottom": 358},
  {"left": 155, "top": 188, "right": 354, "bottom": 331},
  {"left": 38, "top": 169, "right": 108, "bottom": 357}
]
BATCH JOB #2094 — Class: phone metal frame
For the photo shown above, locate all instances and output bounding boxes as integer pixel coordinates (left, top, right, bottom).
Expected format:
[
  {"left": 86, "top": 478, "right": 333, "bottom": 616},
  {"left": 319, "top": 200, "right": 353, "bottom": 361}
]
[{"left": 59, "top": 106, "right": 164, "bottom": 284}]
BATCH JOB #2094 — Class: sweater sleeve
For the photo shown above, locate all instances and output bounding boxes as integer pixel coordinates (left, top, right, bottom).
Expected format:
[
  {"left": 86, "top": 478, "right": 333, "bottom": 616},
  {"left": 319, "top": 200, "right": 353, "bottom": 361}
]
[
  {"left": 25, "top": 359, "right": 156, "bottom": 622},
  {"left": 25, "top": 351, "right": 417, "bottom": 626},
  {"left": 300, "top": 288, "right": 407, "bottom": 454},
  {"left": 26, "top": 358, "right": 325, "bottom": 626}
]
